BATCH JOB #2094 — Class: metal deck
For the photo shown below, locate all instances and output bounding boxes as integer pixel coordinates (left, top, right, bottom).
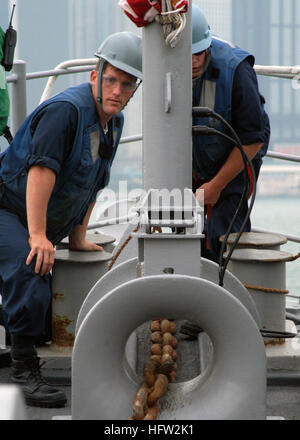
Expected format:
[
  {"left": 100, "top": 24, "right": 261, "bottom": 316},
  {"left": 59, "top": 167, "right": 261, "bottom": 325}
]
[{"left": 1, "top": 330, "right": 300, "bottom": 420}]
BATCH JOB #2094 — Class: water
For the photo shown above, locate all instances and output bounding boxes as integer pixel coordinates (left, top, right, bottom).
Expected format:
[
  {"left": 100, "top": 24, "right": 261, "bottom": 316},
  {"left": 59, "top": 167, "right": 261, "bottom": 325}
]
[{"left": 251, "top": 195, "right": 300, "bottom": 297}]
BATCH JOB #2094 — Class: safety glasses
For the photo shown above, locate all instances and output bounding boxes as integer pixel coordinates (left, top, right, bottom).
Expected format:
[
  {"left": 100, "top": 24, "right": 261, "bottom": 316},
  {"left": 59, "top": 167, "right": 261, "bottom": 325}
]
[
  {"left": 194, "top": 49, "right": 206, "bottom": 57},
  {"left": 102, "top": 74, "right": 139, "bottom": 93}
]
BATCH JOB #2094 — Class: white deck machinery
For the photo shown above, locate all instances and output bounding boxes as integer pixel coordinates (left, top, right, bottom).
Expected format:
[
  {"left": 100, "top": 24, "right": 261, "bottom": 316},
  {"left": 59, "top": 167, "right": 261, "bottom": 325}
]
[{"left": 71, "top": 5, "right": 267, "bottom": 420}]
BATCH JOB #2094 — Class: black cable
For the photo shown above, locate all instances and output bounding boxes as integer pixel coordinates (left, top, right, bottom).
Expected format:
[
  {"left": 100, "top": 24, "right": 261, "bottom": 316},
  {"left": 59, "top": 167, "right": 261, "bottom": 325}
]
[
  {"left": 205, "top": 111, "right": 257, "bottom": 286},
  {"left": 192, "top": 126, "right": 249, "bottom": 278},
  {"left": 3, "top": 126, "right": 13, "bottom": 144},
  {"left": 192, "top": 106, "right": 257, "bottom": 286}
]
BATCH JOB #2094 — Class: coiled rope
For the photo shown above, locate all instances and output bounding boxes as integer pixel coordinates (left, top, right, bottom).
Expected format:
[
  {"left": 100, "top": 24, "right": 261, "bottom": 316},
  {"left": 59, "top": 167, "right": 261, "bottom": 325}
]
[
  {"left": 156, "top": 0, "right": 187, "bottom": 48},
  {"left": 242, "top": 251, "right": 300, "bottom": 294}
]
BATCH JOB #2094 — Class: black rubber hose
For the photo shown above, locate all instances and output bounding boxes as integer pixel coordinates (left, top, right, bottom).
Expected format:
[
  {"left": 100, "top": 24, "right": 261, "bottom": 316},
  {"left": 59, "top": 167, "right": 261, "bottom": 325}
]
[{"left": 192, "top": 116, "right": 256, "bottom": 286}]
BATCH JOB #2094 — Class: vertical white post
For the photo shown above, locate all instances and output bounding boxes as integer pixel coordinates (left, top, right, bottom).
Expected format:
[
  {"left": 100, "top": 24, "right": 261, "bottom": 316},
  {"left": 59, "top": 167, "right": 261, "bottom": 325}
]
[
  {"left": 10, "top": 60, "right": 27, "bottom": 134},
  {"left": 142, "top": 11, "right": 192, "bottom": 192}
]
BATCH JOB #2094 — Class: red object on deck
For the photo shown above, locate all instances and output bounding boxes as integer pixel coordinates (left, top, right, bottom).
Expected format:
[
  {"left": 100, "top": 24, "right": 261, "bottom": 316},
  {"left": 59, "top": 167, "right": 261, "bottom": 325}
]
[{"left": 118, "top": 0, "right": 188, "bottom": 27}]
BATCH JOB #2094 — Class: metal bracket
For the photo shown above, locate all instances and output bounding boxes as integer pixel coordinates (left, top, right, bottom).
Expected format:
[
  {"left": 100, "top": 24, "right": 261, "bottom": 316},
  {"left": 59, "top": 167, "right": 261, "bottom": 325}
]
[
  {"left": 136, "top": 188, "right": 203, "bottom": 235},
  {"left": 164, "top": 72, "right": 172, "bottom": 113}
]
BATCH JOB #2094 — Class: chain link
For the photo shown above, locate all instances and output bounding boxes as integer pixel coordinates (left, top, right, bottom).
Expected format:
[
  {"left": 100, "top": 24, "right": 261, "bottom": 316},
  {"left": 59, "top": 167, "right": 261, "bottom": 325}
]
[{"left": 130, "top": 319, "right": 178, "bottom": 420}]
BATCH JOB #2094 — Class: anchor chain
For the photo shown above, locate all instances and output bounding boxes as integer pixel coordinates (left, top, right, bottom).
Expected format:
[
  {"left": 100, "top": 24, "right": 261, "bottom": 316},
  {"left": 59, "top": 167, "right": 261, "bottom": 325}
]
[{"left": 130, "top": 319, "right": 178, "bottom": 420}]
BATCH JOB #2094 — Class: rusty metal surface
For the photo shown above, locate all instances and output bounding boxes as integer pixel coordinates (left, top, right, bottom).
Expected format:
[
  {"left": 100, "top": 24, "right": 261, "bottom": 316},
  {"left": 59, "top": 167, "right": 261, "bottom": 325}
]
[
  {"left": 51, "top": 250, "right": 113, "bottom": 348},
  {"left": 52, "top": 293, "right": 64, "bottom": 301},
  {"left": 52, "top": 314, "right": 74, "bottom": 347},
  {"left": 264, "top": 338, "right": 286, "bottom": 347}
]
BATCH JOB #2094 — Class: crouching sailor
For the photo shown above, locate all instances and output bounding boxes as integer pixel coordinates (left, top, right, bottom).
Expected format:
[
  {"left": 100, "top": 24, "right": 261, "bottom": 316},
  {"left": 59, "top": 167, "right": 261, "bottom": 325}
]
[
  {"left": 191, "top": 4, "right": 270, "bottom": 262},
  {"left": 0, "top": 31, "right": 142, "bottom": 408}
]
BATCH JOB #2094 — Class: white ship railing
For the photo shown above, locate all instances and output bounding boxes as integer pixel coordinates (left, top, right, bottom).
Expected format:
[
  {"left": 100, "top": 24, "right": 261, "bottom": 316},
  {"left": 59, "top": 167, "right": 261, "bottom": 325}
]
[
  {"left": 5, "top": 60, "right": 300, "bottom": 243},
  {"left": 254, "top": 65, "right": 300, "bottom": 81}
]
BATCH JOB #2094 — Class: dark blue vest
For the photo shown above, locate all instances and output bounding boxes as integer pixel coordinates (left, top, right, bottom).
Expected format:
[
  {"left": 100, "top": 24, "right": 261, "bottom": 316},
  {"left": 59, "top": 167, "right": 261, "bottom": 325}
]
[
  {"left": 0, "top": 82, "right": 124, "bottom": 244},
  {"left": 192, "top": 37, "right": 261, "bottom": 183}
]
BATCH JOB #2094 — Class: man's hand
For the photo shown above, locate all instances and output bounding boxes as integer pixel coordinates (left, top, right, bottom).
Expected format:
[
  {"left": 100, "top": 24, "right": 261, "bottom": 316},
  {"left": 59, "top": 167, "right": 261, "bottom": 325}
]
[
  {"left": 195, "top": 142, "right": 263, "bottom": 207},
  {"left": 196, "top": 181, "right": 222, "bottom": 206},
  {"left": 68, "top": 200, "right": 103, "bottom": 252},
  {"left": 26, "top": 233, "right": 55, "bottom": 276},
  {"left": 26, "top": 166, "right": 56, "bottom": 276},
  {"left": 69, "top": 239, "right": 103, "bottom": 252}
]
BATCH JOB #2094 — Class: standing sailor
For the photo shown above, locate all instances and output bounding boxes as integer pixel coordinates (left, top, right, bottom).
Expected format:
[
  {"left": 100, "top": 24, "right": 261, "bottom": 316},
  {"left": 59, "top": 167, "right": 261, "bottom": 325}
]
[
  {"left": 191, "top": 4, "right": 270, "bottom": 262},
  {"left": 0, "top": 31, "right": 142, "bottom": 408}
]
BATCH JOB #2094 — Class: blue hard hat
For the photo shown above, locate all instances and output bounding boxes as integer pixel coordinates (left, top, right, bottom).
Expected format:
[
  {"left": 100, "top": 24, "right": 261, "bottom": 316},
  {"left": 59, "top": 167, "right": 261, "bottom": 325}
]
[
  {"left": 95, "top": 31, "right": 142, "bottom": 80},
  {"left": 192, "top": 4, "right": 212, "bottom": 54}
]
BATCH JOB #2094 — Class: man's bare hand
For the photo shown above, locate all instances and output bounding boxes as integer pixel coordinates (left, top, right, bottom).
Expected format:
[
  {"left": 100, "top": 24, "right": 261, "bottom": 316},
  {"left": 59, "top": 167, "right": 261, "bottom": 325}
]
[
  {"left": 196, "top": 181, "right": 222, "bottom": 207},
  {"left": 26, "top": 234, "right": 55, "bottom": 276},
  {"left": 69, "top": 240, "right": 104, "bottom": 252}
]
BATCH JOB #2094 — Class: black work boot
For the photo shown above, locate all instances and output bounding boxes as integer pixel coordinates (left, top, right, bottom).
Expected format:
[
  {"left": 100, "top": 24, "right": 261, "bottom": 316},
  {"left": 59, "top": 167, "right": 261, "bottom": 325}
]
[{"left": 11, "top": 356, "right": 67, "bottom": 408}]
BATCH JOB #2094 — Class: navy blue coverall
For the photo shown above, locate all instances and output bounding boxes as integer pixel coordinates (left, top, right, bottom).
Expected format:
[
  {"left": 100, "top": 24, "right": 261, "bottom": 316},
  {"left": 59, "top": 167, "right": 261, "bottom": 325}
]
[
  {"left": 0, "top": 83, "right": 123, "bottom": 340},
  {"left": 192, "top": 41, "right": 270, "bottom": 263}
]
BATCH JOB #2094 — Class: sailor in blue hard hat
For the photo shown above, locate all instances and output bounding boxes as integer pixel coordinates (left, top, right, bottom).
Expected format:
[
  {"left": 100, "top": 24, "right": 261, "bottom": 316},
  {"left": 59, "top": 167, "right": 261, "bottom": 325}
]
[{"left": 191, "top": 4, "right": 270, "bottom": 262}]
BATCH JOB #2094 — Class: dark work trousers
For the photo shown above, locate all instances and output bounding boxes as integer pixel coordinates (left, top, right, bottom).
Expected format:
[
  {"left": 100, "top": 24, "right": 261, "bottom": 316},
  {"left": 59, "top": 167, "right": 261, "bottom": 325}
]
[
  {"left": 0, "top": 207, "right": 51, "bottom": 339},
  {"left": 201, "top": 192, "right": 251, "bottom": 263},
  {"left": 199, "top": 157, "right": 265, "bottom": 263}
]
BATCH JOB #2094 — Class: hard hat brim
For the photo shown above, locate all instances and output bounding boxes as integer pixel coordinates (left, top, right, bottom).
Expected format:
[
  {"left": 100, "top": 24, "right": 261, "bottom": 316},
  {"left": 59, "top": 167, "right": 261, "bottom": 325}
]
[
  {"left": 192, "top": 32, "right": 212, "bottom": 55},
  {"left": 94, "top": 52, "right": 143, "bottom": 80}
]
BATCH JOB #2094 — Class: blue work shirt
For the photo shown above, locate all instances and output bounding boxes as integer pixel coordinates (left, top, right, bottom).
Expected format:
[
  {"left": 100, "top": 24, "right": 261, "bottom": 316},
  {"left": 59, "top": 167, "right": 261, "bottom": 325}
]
[
  {"left": 192, "top": 55, "right": 270, "bottom": 194},
  {"left": 192, "top": 38, "right": 270, "bottom": 262},
  {"left": 0, "top": 82, "right": 123, "bottom": 244},
  {"left": 27, "top": 101, "right": 115, "bottom": 175},
  {"left": 29, "top": 101, "right": 78, "bottom": 174},
  {"left": 231, "top": 59, "right": 269, "bottom": 150}
]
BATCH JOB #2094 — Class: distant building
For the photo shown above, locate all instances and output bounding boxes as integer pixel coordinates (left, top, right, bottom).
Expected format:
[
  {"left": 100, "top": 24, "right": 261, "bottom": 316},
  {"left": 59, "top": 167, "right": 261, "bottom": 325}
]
[
  {"left": 232, "top": 0, "right": 300, "bottom": 154},
  {"left": 2, "top": 1, "right": 299, "bottom": 176},
  {"left": 193, "top": 0, "right": 232, "bottom": 41},
  {"left": 67, "top": 0, "right": 129, "bottom": 73}
]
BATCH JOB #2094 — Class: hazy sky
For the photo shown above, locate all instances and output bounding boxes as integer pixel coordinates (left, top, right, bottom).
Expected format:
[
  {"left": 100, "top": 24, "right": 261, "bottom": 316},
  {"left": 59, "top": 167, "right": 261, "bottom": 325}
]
[
  {"left": 1, "top": 0, "right": 299, "bottom": 151},
  {"left": 0, "top": 0, "right": 236, "bottom": 141}
]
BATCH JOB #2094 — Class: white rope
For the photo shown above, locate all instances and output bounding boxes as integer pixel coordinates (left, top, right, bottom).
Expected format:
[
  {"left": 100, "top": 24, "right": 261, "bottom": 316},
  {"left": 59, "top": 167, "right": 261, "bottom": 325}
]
[
  {"left": 165, "top": 12, "right": 186, "bottom": 47},
  {"left": 160, "top": 5, "right": 186, "bottom": 15},
  {"left": 156, "top": 0, "right": 187, "bottom": 48}
]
